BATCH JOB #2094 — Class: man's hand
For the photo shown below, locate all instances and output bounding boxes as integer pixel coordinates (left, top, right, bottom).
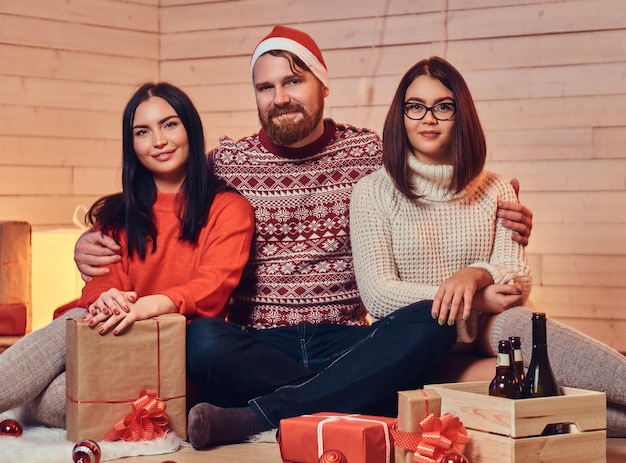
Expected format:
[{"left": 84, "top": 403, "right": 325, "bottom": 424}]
[
  {"left": 74, "top": 231, "right": 122, "bottom": 282},
  {"left": 497, "top": 178, "right": 533, "bottom": 246}
]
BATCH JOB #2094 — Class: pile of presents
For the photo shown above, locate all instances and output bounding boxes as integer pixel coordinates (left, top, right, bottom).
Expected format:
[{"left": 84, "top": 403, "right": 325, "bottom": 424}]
[{"left": 277, "top": 381, "right": 607, "bottom": 463}]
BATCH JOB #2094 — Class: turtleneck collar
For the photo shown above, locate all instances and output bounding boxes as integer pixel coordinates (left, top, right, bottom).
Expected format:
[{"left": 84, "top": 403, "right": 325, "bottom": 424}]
[
  {"left": 258, "top": 119, "right": 337, "bottom": 160},
  {"left": 406, "top": 154, "right": 456, "bottom": 201}
]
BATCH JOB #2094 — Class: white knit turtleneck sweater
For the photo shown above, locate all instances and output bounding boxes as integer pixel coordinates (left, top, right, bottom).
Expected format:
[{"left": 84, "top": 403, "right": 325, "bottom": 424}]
[{"left": 350, "top": 156, "right": 531, "bottom": 343}]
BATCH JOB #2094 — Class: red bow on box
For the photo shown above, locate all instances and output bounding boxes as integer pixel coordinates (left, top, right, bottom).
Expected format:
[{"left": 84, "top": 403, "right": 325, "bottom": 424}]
[
  {"left": 103, "top": 389, "right": 169, "bottom": 442},
  {"left": 391, "top": 413, "right": 468, "bottom": 463}
]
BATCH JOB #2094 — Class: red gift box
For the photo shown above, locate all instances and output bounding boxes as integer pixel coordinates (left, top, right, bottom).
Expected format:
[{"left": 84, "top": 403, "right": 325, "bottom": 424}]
[
  {"left": 278, "top": 412, "right": 396, "bottom": 463},
  {"left": 0, "top": 303, "right": 27, "bottom": 335}
]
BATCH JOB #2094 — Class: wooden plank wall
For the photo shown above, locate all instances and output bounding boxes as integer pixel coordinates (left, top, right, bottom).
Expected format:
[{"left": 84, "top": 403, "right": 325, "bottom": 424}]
[
  {"left": 159, "top": 0, "right": 626, "bottom": 351},
  {"left": 0, "top": 0, "right": 159, "bottom": 226},
  {"left": 1, "top": 0, "right": 625, "bottom": 352}
]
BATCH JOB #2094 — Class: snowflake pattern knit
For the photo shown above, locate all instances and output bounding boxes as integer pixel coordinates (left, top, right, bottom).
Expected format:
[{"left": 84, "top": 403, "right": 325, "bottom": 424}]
[{"left": 212, "top": 119, "right": 382, "bottom": 329}]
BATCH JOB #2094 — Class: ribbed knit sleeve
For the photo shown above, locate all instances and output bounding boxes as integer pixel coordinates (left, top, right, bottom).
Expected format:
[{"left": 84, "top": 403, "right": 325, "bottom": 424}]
[{"left": 350, "top": 165, "right": 532, "bottom": 344}]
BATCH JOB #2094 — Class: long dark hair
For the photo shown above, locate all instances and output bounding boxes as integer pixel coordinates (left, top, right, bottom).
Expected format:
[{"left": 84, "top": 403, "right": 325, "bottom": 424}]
[
  {"left": 87, "top": 82, "right": 225, "bottom": 259},
  {"left": 382, "top": 56, "right": 486, "bottom": 199}
]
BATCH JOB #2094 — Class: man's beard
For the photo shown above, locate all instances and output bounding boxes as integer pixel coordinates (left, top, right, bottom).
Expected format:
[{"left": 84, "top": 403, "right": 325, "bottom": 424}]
[{"left": 260, "top": 101, "right": 323, "bottom": 147}]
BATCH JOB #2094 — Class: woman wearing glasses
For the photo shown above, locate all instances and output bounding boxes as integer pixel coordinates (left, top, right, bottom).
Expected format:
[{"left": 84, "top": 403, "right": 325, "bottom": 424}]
[{"left": 350, "top": 56, "right": 626, "bottom": 436}]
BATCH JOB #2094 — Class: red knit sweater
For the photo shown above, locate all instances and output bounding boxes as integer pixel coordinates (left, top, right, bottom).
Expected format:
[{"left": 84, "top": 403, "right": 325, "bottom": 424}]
[
  {"left": 77, "top": 190, "right": 254, "bottom": 320},
  {"left": 212, "top": 119, "right": 382, "bottom": 328}
]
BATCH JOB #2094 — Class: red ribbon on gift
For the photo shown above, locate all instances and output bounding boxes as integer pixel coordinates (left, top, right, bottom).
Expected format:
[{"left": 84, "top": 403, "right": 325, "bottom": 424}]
[
  {"left": 391, "top": 413, "right": 468, "bottom": 463},
  {"left": 102, "top": 389, "right": 169, "bottom": 442}
]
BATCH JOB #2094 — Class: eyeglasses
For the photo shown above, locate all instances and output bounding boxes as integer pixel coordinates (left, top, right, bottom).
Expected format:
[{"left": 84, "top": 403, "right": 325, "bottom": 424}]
[{"left": 403, "top": 101, "right": 456, "bottom": 121}]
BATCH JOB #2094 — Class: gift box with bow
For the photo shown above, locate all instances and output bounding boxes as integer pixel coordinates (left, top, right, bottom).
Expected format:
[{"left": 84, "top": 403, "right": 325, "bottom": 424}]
[
  {"left": 394, "top": 388, "right": 468, "bottom": 463},
  {"left": 66, "top": 313, "right": 187, "bottom": 442},
  {"left": 278, "top": 412, "right": 397, "bottom": 463},
  {"left": 0, "top": 221, "right": 31, "bottom": 335}
]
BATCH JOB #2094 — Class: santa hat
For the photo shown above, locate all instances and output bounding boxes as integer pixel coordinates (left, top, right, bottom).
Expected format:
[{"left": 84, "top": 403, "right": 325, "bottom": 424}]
[{"left": 250, "top": 25, "right": 329, "bottom": 89}]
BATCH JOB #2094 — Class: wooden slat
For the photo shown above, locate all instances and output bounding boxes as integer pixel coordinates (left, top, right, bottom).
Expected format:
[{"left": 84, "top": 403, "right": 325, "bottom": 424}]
[
  {"left": 184, "top": 83, "right": 256, "bottom": 112},
  {"left": 160, "top": 56, "right": 251, "bottom": 86},
  {"left": 0, "top": 44, "right": 158, "bottom": 84},
  {"left": 0, "top": 14, "right": 158, "bottom": 59},
  {"left": 160, "top": 0, "right": 443, "bottom": 33},
  {"left": 540, "top": 255, "right": 626, "bottom": 287},
  {"left": 525, "top": 223, "right": 626, "bottom": 255},
  {"left": 530, "top": 286, "right": 626, "bottom": 319},
  {"left": 73, "top": 167, "right": 121, "bottom": 196},
  {"left": 0, "top": 75, "right": 135, "bottom": 111},
  {"left": 447, "top": 30, "right": 626, "bottom": 70},
  {"left": 447, "top": 0, "right": 625, "bottom": 40},
  {"left": 476, "top": 95, "right": 626, "bottom": 131},
  {"left": 0, "top": 0, "right": 158, "bottom": 32},
  {"left": 593, "top": 127, "right": 626, "bottom": 159},
  {"left": 485, "top": 159, "right": 626, "bottom": 192},
  {"left": 487, "top": 191, "right": 626, "bottom": 224},
  {"left": 160, "top": 14, "right": 446, "bottom": 60},
  {"left": 449, "top": 0, "right": 566, "bottom": 7},
  {"left": 487, "top": 125, "right": 626, "bottom": 162},
  {"left": 0, "top": 166, "right": 74, "bottom": 195},
  {"left": 199, "top": 110, "right": 260, "bottom": 149},
  {"left": 0, "top": 105, "right": 119, "bottom": 139},
  {"left": 0, "top": 136, "right": 121, "bottom": 168},
  {"left": 485, "top": 128, "right": 593, "bottom": 161},
  {"left": 327, "top": 104, "right": 387, "bottom": 135}
]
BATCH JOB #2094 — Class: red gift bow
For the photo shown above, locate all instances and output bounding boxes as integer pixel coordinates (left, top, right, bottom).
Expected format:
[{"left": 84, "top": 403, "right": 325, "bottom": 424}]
[
  {"left": 391, "top": 413, "right": 468, "bottom": 463},
  {"left": 103, "top": 389, "right": 169, "bottom": 442}
]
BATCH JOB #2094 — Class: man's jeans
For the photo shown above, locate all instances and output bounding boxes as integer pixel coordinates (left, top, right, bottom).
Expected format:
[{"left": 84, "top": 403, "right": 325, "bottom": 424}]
[{"left": 186, "top": 301, "right": 456, "bottom": 427}]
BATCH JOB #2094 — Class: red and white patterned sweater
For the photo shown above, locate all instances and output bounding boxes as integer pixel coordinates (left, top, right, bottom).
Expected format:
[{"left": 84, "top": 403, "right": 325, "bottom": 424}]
[{"left": 211, "top": 119, "right": 382, "bottom": 329}]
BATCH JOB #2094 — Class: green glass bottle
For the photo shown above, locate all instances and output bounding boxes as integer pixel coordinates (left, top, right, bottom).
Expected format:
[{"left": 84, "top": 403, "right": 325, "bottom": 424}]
[{"left": 522, "top": 312, "right": 560, "bottom": 398}]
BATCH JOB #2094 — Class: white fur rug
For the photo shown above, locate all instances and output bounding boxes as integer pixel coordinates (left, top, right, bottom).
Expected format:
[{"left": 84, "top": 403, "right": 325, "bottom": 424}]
[{"left": 0, "top": 410, "right": 185, "bottom": 462}]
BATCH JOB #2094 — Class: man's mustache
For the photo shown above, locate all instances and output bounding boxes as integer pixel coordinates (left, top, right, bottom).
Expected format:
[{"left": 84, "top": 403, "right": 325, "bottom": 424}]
[{"left": 268, "top": 105, "right": 304, "bottom": 118}]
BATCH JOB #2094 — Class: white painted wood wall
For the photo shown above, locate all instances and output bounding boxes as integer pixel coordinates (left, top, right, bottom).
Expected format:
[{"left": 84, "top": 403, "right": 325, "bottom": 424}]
[{"left": 1, "top": 0, "right": 625, "bottom": 351}]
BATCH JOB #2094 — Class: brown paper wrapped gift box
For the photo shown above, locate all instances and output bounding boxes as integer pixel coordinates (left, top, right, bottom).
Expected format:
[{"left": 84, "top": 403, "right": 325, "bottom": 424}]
[
  {"left": 0, "top": 221, "right": 31, "bottom": 335},
  {"left": 66, "top": 313, "right": 187, "bottom": 442},
  {"left": 394, "top": 389, "right": 442, "bottom": 463}
]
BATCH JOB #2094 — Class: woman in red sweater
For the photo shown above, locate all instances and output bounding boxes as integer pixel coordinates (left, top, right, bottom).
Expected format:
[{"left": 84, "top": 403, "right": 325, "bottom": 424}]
[{"left": 0, "top": 82, "right": 254, "bottom": 428}]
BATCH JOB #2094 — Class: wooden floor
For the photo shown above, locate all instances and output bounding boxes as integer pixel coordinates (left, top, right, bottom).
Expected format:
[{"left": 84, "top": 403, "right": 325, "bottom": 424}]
[{"left": 106, "top": 439, "right": 626, "bottom": 462}]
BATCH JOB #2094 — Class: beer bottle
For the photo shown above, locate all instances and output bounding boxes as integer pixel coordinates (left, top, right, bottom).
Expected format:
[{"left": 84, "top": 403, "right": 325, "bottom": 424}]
[
  {"left": 509, "top": 336, "right": 525, "bottom": 385},
  {"left": 489, "top": 339, "right": 521, "bottom": 398},
  {"left": 522, "top": 312, "right": 560, "bottom": 398}
]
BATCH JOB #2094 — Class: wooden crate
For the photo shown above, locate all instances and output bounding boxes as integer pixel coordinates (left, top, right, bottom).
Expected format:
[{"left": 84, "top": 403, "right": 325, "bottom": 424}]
[{"left": 425, "top": 381, "right": 606, "bottom": 463}]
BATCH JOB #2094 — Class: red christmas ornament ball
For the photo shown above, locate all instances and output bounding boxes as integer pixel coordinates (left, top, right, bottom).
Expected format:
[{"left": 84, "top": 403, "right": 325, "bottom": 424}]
[
  {"left": 0, "top": 419, "right": 23, "bottom": 437},
  {"left": 440, "top": 452, "right": 470, "bottom": 463},
  {"left": 319, "top": 449, "right": 348, "bottom": 463},
  {"left": 72, "top": 439, "right": 102, "bottom": 463}
]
